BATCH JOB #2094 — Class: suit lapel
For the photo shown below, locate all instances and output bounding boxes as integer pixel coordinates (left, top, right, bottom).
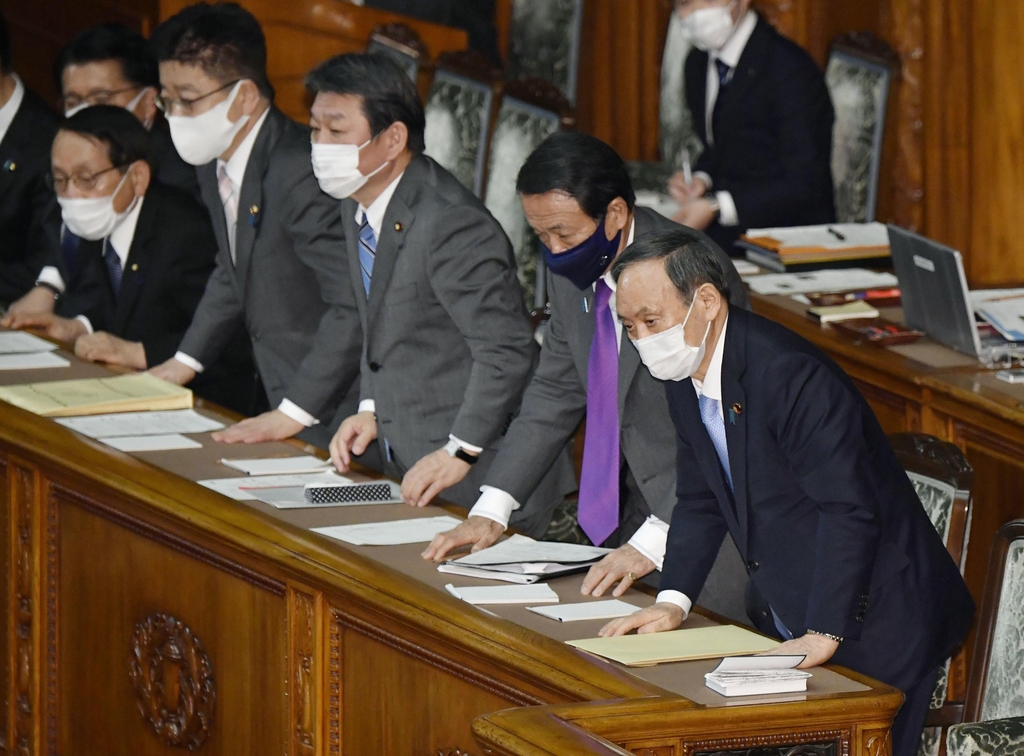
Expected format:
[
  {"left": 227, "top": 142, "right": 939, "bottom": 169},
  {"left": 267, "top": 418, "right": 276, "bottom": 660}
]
[
  {"left": 721, "top": 308, "right": 749, "bottom": 555},
  {"left": 712, "top": 18, "right": 770, "bottom": 135},
  {"left": 577, "top": 286, "right": 596, "bottom": 387},
  {"left": 199, "top": 165, "right": 230, "bottom": 262},
  {"left": 366, "top": 196, "right": 415, "bottom": 328},
  {"left": 0, "top": 100, "right": 31, "bottom": 204},
  {"left": 688, "top": 49, "right": 710, "bottom": 145},
  {"left": 341, "top": 202, "right": 368, "bottom": 333},
  {"left": 233, "top": 110, "right": 282, "bottom": 284},
  {"left": 111, "top": 192, "right": 158, "bottom": 332}
]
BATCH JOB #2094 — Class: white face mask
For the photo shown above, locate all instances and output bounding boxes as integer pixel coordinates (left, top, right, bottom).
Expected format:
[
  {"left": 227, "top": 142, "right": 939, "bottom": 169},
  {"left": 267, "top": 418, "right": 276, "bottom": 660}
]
[
  {"left": 58, "top": 171, "right": 137, "bottom": 241},
  {"left": 64, "top": 88, "right": 152, "bottom": 122},
  {"left": 681, "top": 2, "right": 738, "bottom": 52},
  {"left": 310, "top": 139, "right": 388, "bottom": 199},
  {"left": 166, "top": 81, "right": 250, "bottom": 166},
  {"left": 633, "top": 295, "right": 711, "bottom": 381}
]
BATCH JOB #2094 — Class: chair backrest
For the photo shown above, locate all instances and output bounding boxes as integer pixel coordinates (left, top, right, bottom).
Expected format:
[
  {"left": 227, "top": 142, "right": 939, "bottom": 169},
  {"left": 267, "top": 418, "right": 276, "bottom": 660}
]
[
  {"left": 482, "top": 78, "right": 573, "bottom": 310},
  {"left": 966, "top": 520, "right": 1024, "bottom": 723},
  {"left": 658, "top": 10, "right": 704, "bottom": 170},
  {"left": 505, "top": 0, "right": 584, "bottom": 105},
  {"left": 424, "top": 50, "right": 501, "bottom": 198},
  {"left": 366, "top": 22, "right": 429, "bottom": 83},
  {"left": 824, "top": 32, "right": 900, "bottom": 223}
]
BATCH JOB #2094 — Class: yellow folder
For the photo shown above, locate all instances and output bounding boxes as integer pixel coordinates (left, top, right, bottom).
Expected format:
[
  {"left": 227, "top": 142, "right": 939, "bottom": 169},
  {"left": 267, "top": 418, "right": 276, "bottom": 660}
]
[
  {"left": 0, "top": 373, "right": 192, "bottom": 417},
  {"left": 567, "top": 624, "right": 779, "bottom": 667}
]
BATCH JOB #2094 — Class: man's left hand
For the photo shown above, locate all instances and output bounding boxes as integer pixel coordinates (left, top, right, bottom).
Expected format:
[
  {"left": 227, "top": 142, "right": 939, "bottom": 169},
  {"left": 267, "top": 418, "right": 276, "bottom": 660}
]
[
  {"left": 211, "top": 409, "right": 305, "bottom": 444},
  {"left": 673, "top": 198, "right": 718, "bottom": 231},
  {"left": 581, "top": 544, "right": 656, "bottom": 598},
  {"left": 761, "top": 633, "right": 840, "bottom": 669},
  {"left": 75, "top": 331, "right": 147, "bottom": 370},
  {"left": 401, "top": 447, "right": 475, "bottom": 507}
]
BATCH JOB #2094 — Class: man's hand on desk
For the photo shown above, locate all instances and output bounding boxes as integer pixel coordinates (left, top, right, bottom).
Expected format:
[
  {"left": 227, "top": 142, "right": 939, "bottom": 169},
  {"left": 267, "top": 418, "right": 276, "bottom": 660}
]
[
  {"left": 761, "top": 633, "right": 839, "bottom": 669},
  {"left": 421, "top": 515, "right": 504, "bottom": 561},
  {"left": 668, "top": 172, "right": 707, "bottom": 205},
  {"left": 75, "top": 332, "right": 146, "bottom": 370},
  {"left": 149, "top": 357, "right": 197, "bottom": 386},
  {"left": 401, "top": 447, "right": 475, "bottom": 508},
  {"left": 0, "top": 312, "right": 87, "bottom": 343},
  {"left": 329, "top": 411, "right": 378, "bottom": 472},
  {"left": 581, "top": 544, "right": 656, "bottom": 598},
  {"left": 5, "top": 286, "right": 57, "bottom": 317},
  {"left": 598, "top": 602, "right": 684, "bottom": 638},
  {"left": 672, "top": 198, "right": 717, "bottom": 231},
  {"left": 211, "top": 409, "right": 304, "bottom": 444}
]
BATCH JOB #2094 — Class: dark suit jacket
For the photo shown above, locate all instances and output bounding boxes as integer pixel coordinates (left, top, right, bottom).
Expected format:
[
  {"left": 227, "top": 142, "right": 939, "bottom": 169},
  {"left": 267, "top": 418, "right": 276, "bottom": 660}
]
[
  {"left": 486, "top": 207, "right": 750, "bottom": 538},
  {"left": 662, "top": 306, "right": 975, "bottom": 691},
  {"left": 56, "top": 183, "right": 260, "bottom": 413},
  {"left": 149, "top": 119, "right": 201, "bottom": 200},
  {"left": 0, "top": 86, "right": 59, "bottom": 305},
  {"left": 177, "top": 107, "right": 362, "bottom": 446},
  {"left": 685, "top": 15, "right": 835, "bottom": 252}
]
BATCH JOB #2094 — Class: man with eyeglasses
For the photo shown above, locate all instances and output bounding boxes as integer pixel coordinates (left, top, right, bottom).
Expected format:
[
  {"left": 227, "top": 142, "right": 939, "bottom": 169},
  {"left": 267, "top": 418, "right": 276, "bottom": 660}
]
[
  {"left": 146, "top": 2, "right": 363, "bottom": 451},
  {"left": 665, "top": 0, "right": 835, "bottom": 254},
  {"left": 0, "top": 105, "right": 257, "bottom": 411},
  {"left": 0, "top": 9, "right": 60, "bottom": 308}
]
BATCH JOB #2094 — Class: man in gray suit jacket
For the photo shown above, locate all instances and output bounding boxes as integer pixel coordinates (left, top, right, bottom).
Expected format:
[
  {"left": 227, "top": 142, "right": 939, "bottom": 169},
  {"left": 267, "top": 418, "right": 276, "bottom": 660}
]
[
  {"left": 425, "top": 133, "right": 749, "bottom": 619},
  {"left": 314, "top": 53, "right": 575, "bottom": 510},
  {"left": 149, "top": 4, "right": 362, "bottom": 449}
]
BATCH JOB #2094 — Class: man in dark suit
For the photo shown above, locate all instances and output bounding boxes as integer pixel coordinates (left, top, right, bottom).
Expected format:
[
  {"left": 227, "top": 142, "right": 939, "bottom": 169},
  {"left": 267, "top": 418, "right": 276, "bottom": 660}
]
[
  {"left": 1, "top": 106, "right": 258, "bottom": 413},
  {"left": 148, "top": 3, "right": 363, "bottom": 449},
  {"left": 315, "top": 53, "right": 573, "bottom": 510},
  {"left": 424, "top": 132, "right": 748, "bottom": 620},
  {"left": 0, "top": 9, "right": 59, "bottom": 307},
  {"left": 667, "top": 0, "right": 835, "bottom": 253},
  {"left": 604, "top": 228, "right": 975, "bottom": 756}
]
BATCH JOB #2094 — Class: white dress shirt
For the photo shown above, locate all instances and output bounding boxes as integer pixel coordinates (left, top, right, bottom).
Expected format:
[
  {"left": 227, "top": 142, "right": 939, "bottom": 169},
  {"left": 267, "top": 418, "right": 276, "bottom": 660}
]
[
  {"left": 0, "top": 74, "right": 25, "bottom": 147},
  {"left": 694, "top": 9, "right": 757, "bottom": 229},
  {"left": 655, "top": 315, "right": 730, "bottom": 618}
]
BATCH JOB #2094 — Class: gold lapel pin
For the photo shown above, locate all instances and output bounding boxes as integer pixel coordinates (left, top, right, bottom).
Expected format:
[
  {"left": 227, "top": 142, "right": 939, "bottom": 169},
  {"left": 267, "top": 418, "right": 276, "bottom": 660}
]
[
  {"left": 4, "top": 160, "right": 15, "bottom": 171},
  {"left": 732, "top": 403, "right": 743, "bottom": 415},
  {"left": 394, "top": 222, "right": 403, "bottom": 232},
  {"left": 131, "top": 263, "right": 139, "bottom": 272},
  {"left": 250, "top": 205, "right": 259, "bottom": 215}
]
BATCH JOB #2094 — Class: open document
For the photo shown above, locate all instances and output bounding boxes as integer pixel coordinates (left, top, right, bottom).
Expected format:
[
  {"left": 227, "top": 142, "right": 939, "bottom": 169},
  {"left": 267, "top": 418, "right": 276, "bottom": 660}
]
[
  {"left": 57, "top": 409, "right": 225, "bottom": 438},
  {"left": 438, "top": 534, "right": 611, "bottom": 584},
  {"left": 704, "top": 655, "right": 811, "bottom": 697},
  {"left": 312, "top": 515, "right": 462, "bottom": 546}
]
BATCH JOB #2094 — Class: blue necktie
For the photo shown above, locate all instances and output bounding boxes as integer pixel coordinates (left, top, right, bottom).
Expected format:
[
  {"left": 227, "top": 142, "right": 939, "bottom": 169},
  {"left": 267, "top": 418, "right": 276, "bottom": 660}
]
[
  {"left": 714, "top": 59, "right": 732, "bottom": 88},
  {"left": 699, "top": 394, "right": 732, "bottom": 490},
  {"left": 61, "top": 228, "right": 81, "bottom": 278},
  {"left": 104, "top": 243, "right": 123, "bottom": 297},
  {"left": 358, "top": 216, "right": 376, "bottom": 297}
]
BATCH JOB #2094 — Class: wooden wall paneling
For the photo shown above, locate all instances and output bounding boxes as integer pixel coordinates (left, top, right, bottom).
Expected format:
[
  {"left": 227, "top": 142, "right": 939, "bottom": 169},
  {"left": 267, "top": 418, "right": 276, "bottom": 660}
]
[
  {"left": 288, "top": 586, "right": 321, "bottom": 756},
  {"left": 0, "top": 457, "right": 8, "bottom": 753}
]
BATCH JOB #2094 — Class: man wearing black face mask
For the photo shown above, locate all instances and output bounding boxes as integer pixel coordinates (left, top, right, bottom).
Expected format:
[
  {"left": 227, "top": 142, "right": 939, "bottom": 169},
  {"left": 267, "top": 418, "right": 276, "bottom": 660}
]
[{"left": 424, "top": 132, "right": 750, "bottom": 619}]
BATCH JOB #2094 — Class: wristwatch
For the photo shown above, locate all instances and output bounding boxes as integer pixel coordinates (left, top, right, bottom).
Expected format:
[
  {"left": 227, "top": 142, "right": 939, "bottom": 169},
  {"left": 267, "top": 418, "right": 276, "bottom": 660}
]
[
  {"left": 444, "top": 438, "right": 478, "bottom": 465},
  {"left": 807, "top": 629, "right": 844, "bottom": 644},
  {"left": 704, "top": 192, "right": 721, "bottom": 218},
  {"left": 36, "top": 281, "right": 61, "bottom": 300}
]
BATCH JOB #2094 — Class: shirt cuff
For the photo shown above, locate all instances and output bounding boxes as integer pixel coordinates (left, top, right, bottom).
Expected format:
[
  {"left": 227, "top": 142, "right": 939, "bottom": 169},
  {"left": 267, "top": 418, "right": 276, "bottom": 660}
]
[
  {"left": 278, "top": 399, "right": 319, "bottom": 427},
  {"left": 358, "top": 399, "right": 376, "bottom": 414},
  {"left": 656, "top": 589, "right": 692, "bottom": 620},
  {"left": 469, "top": 485, "right": 520, "bottom": 528},
  {"left": 449, "top": 434, "right": 483, "bottom": 454},
  {"left": 627, "top": 515, "right": 669, "bottom": 571},
  {"left": 75, "top": 315, "right": 93, "bottom": 334},
  {"left": 693, "top": 171, "right": 713, "bottom": 192},
  {"left": 173, "top": 351, "right": 205, "bottom": 374},
  {"left": 37, "top": 266, "right": 66, "bottom": 294},
  {"left": 716, "top": 190, "right": 739, "bottom": 227}
]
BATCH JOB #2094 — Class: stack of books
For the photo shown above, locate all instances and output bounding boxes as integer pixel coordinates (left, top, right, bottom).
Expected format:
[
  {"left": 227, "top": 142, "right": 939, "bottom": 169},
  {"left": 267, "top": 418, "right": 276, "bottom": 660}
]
[{"left": 740, "top": 223, "right": 891, "bottom": 272}]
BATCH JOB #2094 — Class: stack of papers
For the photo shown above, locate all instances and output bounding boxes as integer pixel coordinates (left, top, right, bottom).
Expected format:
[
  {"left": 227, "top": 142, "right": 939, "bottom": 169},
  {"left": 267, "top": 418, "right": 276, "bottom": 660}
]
[
  {"left": 312, "top": 515, "right": 461, "bottom": 546},
  {"left": 971, "top": 289, "right": 1024, "bottom": 342},
  {"left": 528, "top": 599, "right": 639, "bottom": 622},
  {"left": 102, "top": 434, "right": 202, "bottom": 452},
  {"left": 444, "top": 583, "right": 559, "bottom": 605},
  {"left": 221, "top": 455, "right": 333, "bottom": 475},
  {"left": 438, "top": 534, "right": 610, "bottom": 584},
  {"left": 747, "top": 269, "right": 898, "bottom": 297},
  {"left": 197, "top": 471, "right": 351, "bottom": 501},
  {"left": 57, "top": 409, "right": 225, "bottom": 438},
  {"left": 567, "top": 624, "right": 779, "bottom": 667},
  {"left": 0, "top": 332, "right": 59, "bottom": 353},
  {"left": 0, "top": 352, "right": 70, "bottom": 370},
  {"left": 704, "top": 655, "right": 811, "bottom": 697},
  {"left": 0, "top": 373, "right": 192, "bottom": 416}
]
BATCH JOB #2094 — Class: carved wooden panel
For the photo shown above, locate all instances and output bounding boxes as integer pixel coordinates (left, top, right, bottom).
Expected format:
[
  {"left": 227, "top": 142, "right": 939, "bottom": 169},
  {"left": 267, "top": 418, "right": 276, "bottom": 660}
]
[
  {"left": 861, "top": 727, "right": 891, "bottom": 756},
  {"left": 0, "top": 457, "right": 8, "bottom": 753},
  {"left": 288, "top": 587, "right": 318, "bottom": 756},
  {"left": 681, "top": 731, "right": 849, "bottom": 756},
  {"left": 887, "top": 0, "right": 926, "bottom": 232},
  {"left": 11, "top": 461, "right": 40, "bottom": 756}
]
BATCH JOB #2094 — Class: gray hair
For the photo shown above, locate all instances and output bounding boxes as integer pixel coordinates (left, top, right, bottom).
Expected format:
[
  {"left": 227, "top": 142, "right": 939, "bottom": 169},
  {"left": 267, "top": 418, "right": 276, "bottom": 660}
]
[{"left": 610, "top": 228, "right": 731, "bottom": 302}]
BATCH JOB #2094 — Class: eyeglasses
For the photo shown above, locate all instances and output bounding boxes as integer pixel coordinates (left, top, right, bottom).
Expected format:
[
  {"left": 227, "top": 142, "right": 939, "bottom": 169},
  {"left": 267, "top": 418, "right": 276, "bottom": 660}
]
[
  {"left": 62, "top": 86, "right": 140, "bottom": 111},
  {"left": 46, "top": 164, "right": 127, "bottom": 194},
  {"left": 155, "top": 79, "right": 241, "bottom": 117}
]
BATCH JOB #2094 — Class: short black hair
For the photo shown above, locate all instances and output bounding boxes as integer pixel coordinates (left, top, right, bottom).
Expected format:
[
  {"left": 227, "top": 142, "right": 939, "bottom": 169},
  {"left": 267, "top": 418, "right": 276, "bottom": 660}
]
[
  {"left": 0, "top": 8, "right": 11, "bottom": 75},
  {"left": 151, "top": 2, "right": 274, "bottom": 100},
  {"left": 54, "top": 24, "right": 159, "bottom": 95},
  {"left": 305, "top": 53, "right": 426, "bottom": 154},
  {"left": 611, "top": 228, "right": 731, "bottom": 303},
  {"left": 516, "top": 132, "right": 636, "bottom": 218},
  {"left": 59, "top": 105, "right": 153, "bottom": 173}
]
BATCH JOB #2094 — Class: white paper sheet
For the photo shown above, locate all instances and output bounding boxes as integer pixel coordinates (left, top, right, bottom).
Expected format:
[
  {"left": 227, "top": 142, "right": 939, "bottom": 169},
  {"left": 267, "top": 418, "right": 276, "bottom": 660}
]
[
  {"left": 0, "top": 332, "right": 59, "bottom": 354},
  {"left": 220, "top": 455, "right": 333, "bottom": 476},
  {"left": 453, "top": 534, "right": 611, "bottom": 566},
  {"left": 733, "top": 259, "right": 762, "bottom": 276},
  {"left": 0, "top": 352, "right": 70, "bottom": 370},
  {"left": 312, "top": 515, "right": 461, "bottom": 546},
  {"left": 528, "top": 599, "right": 639, "bottom": 622},
  {"left": 445, "top": 583, "right": 559, "bottom": 605},
  {"left": 746, "top": 269, "right": 898, "bottom": 296},
  {"left": 197, "top": 471, "right": 351, "bottom": 501},
  {"left": 57, "top": 409, "right": 225, "bottom": 439},
  {"left": 101, "top": 433, "right": 203, "bottom": 452},
  {"left": 744, "top": 222, "right": 889, "bottom": 250}
]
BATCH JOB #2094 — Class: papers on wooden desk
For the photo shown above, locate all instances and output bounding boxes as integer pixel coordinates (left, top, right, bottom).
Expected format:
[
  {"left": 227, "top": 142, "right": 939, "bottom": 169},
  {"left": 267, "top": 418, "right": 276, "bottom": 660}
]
[
  {"left": 197, "top": 471, "right": 351, "bottom": 501},
  {"left": 0, "top": 332, "right": 58, "bottom": 353},
  {"left": 747, "top": 269, "right": 898, "bottom": 297},
  {"left": 567, "top": 624, "right": 779, "bottom": 667},
  {"left": 101, "top": 434, "right": 203, "bottom": 452},
  {"left": 220, "top": 455, "right": 333, "bottom": 476},
  {"left": 528, "top": 599, "right": 639, "bottom": 622},
  {"left": 971, "top": 288, "right": 1024, "bottom": 342},
  {"left": 249, "top": 480, "right": 397, "bottom": 510},
  {"left": 452, "top": 534, "right": 610, "bottom": 565},
  {"left": 57, "top": 409, "right": 225, "bottom": 438},
  {"left": 0, "top": 373, "right": 192, "bottom": 417},
  {"left": 445, "top": 583, "right": 559, "bottom": 605},
  {"left": 704, "top": 655, "right": 811, "bottom": 697},
  {"left": 312, "top": 515, "right": 461, "bottom": 546},
  {"left": 744, "top": 222, "right": 889, "bottom": 253},
  {"left": 0, "top": 352, "right": 70, "bottom": 370}
]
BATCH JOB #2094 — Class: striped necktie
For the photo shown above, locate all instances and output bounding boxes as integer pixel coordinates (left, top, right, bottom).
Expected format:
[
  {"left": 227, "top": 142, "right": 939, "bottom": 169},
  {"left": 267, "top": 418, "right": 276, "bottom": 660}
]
[
  {"left": 104, "top": 242, "right": 123, "bottom": 297},
  {"left": 358, "top": 216, "right": 376, "bottom": 297}
]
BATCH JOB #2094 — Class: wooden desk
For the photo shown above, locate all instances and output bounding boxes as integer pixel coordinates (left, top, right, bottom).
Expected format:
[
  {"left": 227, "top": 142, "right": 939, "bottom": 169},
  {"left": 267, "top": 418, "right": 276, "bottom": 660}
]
[{"left": 0, "top": 347, "right": 898, "bottom": 755}]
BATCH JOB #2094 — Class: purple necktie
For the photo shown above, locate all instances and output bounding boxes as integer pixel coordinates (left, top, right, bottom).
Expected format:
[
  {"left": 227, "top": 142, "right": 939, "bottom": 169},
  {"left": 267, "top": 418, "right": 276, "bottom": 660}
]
[{"left": 578, "top": 280, "right": 620, "bottom": 546}]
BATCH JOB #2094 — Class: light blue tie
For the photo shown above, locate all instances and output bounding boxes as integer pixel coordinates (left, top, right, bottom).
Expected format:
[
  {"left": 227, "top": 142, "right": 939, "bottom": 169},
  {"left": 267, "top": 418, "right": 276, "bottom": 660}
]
[
  {"left": 699, "top": 394, "right": 732, "bottom": 491},
  {"left": 358, "top": 216, "right": 376, "bottom": 297}
]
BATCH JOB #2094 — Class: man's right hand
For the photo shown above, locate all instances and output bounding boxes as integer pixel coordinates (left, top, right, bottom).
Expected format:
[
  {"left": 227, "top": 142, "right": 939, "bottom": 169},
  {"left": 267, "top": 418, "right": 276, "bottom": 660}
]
[
  {"left": 421, "top": 516, "right": 504, "bottom": 561},
  {"left": 667, "top": 171, "right": 707, "bottom": 205},
  {"left": 148, "top": 357, "right": 197, "bottom": 386},
  {"left": 329, "top": 411, "right": 378, "bottom": 472},
  {"left": 0, "top": 312, "right": 87, "bottom": 343},
  {"left": 5, "top": 286, "right": 56, "bottom": 317},
  {"left": 598, "top": 602, "right": 685, "bottom": 637}
]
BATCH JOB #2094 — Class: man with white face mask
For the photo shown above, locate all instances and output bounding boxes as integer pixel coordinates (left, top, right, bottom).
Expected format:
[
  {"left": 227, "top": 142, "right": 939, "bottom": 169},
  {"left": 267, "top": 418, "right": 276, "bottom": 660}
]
[
  {"left": 603, "top": 228, "right": 975, "bottom": 756},
  {"left": 146, "top": 3, "right": 363, "bottom": 449},
  {"left": 666, "top": 0, "right": 835, "bottom": 254}
]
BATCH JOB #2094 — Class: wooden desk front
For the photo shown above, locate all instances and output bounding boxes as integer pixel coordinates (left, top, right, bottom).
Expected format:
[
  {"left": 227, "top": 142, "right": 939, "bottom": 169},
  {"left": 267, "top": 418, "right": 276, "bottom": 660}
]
[{"left": 0, "top": 349, "right": 899, "bottom": 755}]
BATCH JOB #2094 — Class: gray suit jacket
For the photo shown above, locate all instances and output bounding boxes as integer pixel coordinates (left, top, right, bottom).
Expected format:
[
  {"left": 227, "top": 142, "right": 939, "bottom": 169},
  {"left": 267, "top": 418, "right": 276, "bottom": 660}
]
[
  {"left": 178, "top": 108, "right": 362, "bottom": 443},
  {"left": 486, "top": 206, "right": 751, "bottom": 537},
  {"left": 342, "top": 154, "right": 576, "bottom": 508}
]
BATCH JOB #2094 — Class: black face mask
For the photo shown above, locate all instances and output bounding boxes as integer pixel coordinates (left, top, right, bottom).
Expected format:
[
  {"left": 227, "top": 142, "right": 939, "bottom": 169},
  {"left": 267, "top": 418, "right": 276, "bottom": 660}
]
[{"left": 542, "top": 220, "right": 622, "bottom": 290}]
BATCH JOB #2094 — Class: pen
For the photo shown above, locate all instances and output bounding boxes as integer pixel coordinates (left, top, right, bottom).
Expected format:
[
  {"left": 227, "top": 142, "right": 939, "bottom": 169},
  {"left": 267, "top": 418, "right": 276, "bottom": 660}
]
[
  {"left": 827, "top": 227, "right": 846, "bottom": 241},
  {"left": 681, "top": 147, "right": 692, "bottom": 188}
]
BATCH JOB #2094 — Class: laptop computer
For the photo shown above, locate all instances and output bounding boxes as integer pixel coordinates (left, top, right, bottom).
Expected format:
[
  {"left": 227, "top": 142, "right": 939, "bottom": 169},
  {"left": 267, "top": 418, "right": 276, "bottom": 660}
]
[{"left": 887, "top": 225, "right": 1024, "bottom": 363}]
